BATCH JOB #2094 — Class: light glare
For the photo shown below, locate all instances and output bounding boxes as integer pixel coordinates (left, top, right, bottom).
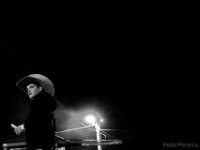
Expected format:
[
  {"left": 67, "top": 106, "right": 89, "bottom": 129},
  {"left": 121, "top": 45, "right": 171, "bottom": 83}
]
[{"left": 85, "top": 115, "right": 96, "bottom": 124}]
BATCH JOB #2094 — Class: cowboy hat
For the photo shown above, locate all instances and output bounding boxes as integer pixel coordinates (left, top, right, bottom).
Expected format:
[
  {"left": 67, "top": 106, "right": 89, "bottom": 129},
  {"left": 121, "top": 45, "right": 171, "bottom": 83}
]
[{"left": 16, "top": 74, "right": 55, "bottom": 96}]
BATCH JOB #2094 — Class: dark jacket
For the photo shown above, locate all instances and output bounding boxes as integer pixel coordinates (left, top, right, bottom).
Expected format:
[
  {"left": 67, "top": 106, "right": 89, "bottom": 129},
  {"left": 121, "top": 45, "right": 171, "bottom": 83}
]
[{"left": 24, "top": 90, "right": 57, "bottom": 149}]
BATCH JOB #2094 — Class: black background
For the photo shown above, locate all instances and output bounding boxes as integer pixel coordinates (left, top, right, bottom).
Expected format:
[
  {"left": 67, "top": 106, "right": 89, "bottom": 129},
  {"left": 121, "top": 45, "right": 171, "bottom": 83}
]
[{"left": 1, "top": 4, "right": 199, "bottom": 149}]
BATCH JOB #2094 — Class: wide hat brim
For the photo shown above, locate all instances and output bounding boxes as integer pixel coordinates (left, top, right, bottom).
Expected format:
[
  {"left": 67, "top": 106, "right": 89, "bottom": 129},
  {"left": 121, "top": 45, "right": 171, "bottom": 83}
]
[{"left": 16, "top": 74, "right": 55, "bottom": 96}]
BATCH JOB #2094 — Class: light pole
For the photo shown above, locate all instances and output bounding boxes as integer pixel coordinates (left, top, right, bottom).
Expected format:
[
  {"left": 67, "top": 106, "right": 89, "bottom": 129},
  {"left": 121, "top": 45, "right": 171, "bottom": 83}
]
[
  {"left": 94, "top": 121, "right": 102, "bottom": 150},
  {"left": 84, "top": 115, "right": 103, "bottom": 150}
]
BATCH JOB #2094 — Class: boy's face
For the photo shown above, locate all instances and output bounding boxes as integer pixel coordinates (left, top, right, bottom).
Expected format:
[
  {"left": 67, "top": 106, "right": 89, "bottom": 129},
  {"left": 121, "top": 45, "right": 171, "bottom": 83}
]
[{"left": 26, "top": 83, "right": 42, "bottom": 99}]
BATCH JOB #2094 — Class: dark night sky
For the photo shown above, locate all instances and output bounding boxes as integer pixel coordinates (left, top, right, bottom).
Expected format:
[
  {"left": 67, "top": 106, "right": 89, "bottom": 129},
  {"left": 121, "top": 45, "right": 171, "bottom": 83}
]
[{"left": 1, "top": 8, "right": 197, "bottom": 149}]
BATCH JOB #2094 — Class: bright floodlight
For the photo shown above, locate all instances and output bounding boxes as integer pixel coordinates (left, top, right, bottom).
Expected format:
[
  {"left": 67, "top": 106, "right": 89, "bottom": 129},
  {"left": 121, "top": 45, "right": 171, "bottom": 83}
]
[{"left": 85, "top": 115, "right": 96, "bottom": 125}]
